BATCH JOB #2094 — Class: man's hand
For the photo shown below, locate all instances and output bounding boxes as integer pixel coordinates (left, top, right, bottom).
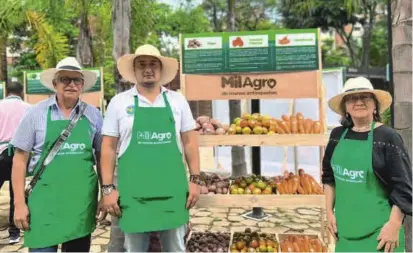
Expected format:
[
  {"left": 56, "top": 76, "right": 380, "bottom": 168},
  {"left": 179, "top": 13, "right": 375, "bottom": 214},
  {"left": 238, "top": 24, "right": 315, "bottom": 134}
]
[
  {"left": 377, "top": 220, "right": 401, "bottom": 252},
  {"left": 96, "top": 199, "right": 108, "bottom": 222},
  {"left": 327, "top": 211, "right": 337, "bottom": 240},
  {"left": 102, "top": 190, "right": 121, "bottom": 217},
  {"left": 14, "top": 203, "right": 30, "bottom": 231},
  {"left": 186, "top": 182, "right": 200, "bottom": 209}
]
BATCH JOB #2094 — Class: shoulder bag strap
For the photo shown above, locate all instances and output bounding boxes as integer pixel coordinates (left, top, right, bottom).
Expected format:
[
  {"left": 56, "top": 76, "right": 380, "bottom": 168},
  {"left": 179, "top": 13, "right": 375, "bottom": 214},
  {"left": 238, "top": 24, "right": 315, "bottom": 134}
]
[{"left": 25, "top": 102, "right": 88, "bottom": 198}]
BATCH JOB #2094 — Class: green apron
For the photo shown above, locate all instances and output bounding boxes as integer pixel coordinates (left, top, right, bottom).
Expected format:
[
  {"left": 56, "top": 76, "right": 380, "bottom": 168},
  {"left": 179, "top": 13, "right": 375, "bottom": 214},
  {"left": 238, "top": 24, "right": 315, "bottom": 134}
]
[
  {"left": 117, "top": 93, "right": 189, "bottom": 233},
  {"left": 24, "top": 107, "right": 98, "bottom": 248},
  {"left": 331, "top": 122, "right": 405, "bottom": 252}
]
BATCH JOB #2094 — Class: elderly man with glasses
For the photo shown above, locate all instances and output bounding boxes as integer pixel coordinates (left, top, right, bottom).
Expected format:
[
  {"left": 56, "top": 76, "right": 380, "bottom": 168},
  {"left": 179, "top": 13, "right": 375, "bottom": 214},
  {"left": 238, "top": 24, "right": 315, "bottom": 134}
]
[{"left": 10, "top": 57, "right": 106, "bottom": 252}]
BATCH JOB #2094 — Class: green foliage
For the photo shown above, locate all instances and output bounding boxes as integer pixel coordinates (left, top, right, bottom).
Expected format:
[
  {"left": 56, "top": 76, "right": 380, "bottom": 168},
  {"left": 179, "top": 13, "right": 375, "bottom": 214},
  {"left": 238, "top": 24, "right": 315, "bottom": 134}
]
[
  {"left": 382, "top": 108, "right": 391, "bottom": 125},
  {"left": 369, "top": 19, "right": 388, "bottom": 67},
  {"left": 26, "top": 11, "right": 70, "bottom": 68},
  {"left": 321, "top": 39, "right": 351, "bottom": 67}
]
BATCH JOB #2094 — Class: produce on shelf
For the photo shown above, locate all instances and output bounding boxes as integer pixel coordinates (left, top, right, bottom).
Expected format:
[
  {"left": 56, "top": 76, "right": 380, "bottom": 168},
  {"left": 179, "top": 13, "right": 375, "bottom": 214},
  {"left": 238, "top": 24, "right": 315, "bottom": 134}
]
[
  {"left": 279, "top": 235, "right": 327, "bottom": 252},
  {"left": 186, "top": 231, "right": 230, "bottom": 252},
  {"left": 230, "top": 175, "right": 276, "bottom": 195},
  {"left": 227, "top": 113, "right": 322, "bottom": 135},
  {"left": 195, "top": 116, "right": 229, "bottom": 135},
  {"left": 199, "top": 172, "right": 230, "bottom": 195},
  {"left": 273, "top": 169, "right": 323, "bottom": 195},
  {"left": 230, "top": 228, "right": 279, "bottom": 252}
]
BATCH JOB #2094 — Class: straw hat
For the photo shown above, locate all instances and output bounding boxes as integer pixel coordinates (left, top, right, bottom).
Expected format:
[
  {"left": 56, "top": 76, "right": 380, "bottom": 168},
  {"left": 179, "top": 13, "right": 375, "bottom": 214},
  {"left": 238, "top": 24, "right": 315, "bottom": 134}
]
[
  {"left": 117, "top": 44, "right": 178, "bottom": 85},
  {"left": 328, "top": 77, "right": 392, "bottom": 115},
  {"left": 39, "top": 57, "right": 97, "bottom": 92}
]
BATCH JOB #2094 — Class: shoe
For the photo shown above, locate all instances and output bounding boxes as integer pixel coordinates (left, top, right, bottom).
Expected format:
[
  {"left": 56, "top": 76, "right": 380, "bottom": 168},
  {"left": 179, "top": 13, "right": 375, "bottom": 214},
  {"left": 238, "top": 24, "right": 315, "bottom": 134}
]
[{"left": 9, "top": 235, "right": 20, "bottom": 244}]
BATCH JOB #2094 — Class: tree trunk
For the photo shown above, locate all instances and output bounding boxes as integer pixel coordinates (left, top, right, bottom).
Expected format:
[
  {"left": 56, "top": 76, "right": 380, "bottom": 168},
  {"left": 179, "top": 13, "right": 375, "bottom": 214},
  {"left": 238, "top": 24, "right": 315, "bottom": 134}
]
[
  {"left": 360, "top": 4, "right": 377, "bottom": 71},
  {"left": 391, "top": 0, "right": 412, "bottom": 251},
  {"left": 0, "top": 35, "right": 7, "bottom": 84},
  {"left": 228, "top": 0, "right": 247, "bottom": 177},
  {"left": 76, "top": 1, "right": 94, "bottom": 67},
  {"left": 112, "top": 0, "right": 132, "bottom": 94},
  {"left": 107, "top": 1, "right": 132, "bottom": 252}
]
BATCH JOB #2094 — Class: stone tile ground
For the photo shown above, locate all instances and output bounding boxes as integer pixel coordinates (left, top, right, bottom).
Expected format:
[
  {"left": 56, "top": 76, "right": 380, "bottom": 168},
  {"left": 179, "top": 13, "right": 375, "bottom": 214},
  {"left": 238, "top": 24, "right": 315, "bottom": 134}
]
[{"left": 0, "top": 182, "right": 328, "bottom": 252}]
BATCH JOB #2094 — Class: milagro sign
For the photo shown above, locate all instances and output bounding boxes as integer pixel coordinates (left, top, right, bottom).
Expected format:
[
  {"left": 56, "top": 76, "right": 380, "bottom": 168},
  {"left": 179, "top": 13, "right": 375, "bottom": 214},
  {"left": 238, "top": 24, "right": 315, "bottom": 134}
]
[{"left": 184, "top": 71, "right": 319, "bottom": 100}]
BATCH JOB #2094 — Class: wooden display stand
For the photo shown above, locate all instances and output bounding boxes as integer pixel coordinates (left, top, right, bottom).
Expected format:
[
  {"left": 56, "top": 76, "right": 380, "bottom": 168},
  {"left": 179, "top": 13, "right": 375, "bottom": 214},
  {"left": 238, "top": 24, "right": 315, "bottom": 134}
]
[{"left": 179, "top": 29, "right": 334, "bottom": 247}]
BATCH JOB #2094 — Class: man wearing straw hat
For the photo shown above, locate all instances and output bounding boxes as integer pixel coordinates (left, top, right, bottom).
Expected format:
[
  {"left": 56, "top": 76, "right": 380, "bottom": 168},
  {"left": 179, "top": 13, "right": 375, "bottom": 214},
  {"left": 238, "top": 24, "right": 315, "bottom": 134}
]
[
  {"left": 322, "top": 77, "right": 411, "bottom": 252},
  {"left": 100, "top": 44, "right": 200, "bottom": 252},
  {"left": 10, "top": 57, "right": 106, "bottom": 252}
]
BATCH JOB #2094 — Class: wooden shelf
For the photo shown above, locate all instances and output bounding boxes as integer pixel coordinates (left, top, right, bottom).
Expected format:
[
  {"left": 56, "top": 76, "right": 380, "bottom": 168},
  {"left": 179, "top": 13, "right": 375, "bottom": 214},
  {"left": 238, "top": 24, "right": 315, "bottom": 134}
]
[
  {"left": 198, "top": 134, "right": 329, "bottom": 147},
  {"left": 196, "top": 194, "right": 325, "bottom": 208}
]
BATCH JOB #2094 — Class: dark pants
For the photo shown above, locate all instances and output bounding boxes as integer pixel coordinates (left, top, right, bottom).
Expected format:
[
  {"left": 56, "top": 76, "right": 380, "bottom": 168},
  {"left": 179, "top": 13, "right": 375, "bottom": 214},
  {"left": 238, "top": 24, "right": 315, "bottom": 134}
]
[
  {"left": 29, "top": 234, "right": 91, "bottom": 252},
  {"left": 0, "top": 149, "right": 19, "bottom": 237}
]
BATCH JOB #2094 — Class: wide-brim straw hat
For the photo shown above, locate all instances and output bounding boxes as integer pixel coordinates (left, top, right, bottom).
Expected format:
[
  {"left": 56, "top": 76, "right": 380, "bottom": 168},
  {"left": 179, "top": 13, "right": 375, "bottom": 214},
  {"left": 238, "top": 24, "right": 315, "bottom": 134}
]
[
  {"left": 328, "top": 76, "right": 392, "bottom": 115},
  {"left": 40, "top": 57, "right": 97, "bottom": 92},
  {"left": 117, "top": 44, "right": 178, "bottom": 85}
]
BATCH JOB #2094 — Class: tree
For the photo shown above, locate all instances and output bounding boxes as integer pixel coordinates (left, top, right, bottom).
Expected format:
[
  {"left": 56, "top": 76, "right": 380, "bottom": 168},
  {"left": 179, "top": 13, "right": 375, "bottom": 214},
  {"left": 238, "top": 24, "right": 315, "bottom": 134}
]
[
  {"left": 279, "top": 0, "right": 385, "bottom": 70},
  {"left": 112, "top": 0, "right": 132, "bottom": 94},
  {"left": 391, "top": 0, "right": 412, "bottom": 251}
]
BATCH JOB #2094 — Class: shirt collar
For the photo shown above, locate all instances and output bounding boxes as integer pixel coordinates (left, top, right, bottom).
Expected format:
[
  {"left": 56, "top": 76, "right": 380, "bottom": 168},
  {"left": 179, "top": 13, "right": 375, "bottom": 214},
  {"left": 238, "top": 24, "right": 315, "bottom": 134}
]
[
  {"left": 47, "top": 94, "right": 81, "bottom": 109},
  {"left": 129, "top": 86, "right": 169, "bottom": 96},
  {"left": 5, "top": 95, "right": 22, "bottom": 100}
]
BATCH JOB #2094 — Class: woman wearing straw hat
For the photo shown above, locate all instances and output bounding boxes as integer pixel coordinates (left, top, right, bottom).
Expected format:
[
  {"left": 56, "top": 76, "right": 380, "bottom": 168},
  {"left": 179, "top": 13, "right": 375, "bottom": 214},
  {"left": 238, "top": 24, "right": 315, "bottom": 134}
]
[
  {"left": 322, "top": 77, "right": 412, "bottom": 252},
  {"left": 10, "top": 57, "right": 105, "bottom": 251},
  {"left": 100, "top": 44, "right": 200, "bottom": 252}
]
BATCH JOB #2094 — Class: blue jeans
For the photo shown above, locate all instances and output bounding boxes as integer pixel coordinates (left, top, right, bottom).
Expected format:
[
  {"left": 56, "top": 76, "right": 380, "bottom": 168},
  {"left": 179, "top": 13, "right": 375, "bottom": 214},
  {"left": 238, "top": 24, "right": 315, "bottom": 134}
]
[
  {"left": 29, "top": 234, "right": 91, "bottom": 252},
  {"left": 124, "top": 224, "right": 187, "bottom": 252}
]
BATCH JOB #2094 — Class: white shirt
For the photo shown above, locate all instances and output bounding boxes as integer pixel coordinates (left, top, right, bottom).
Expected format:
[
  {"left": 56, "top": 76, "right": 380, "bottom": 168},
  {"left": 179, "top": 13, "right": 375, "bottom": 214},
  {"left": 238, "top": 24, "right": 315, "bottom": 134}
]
[{"left": 102, "top": 87, "right": 196, "bottom": 157}]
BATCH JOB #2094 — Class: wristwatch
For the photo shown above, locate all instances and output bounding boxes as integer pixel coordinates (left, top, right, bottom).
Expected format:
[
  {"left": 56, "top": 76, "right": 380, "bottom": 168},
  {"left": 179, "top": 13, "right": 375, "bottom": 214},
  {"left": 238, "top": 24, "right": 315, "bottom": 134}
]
[
  {"left": 101, "top": 184, "right": 116, "bottom": 196},
  {"left": 189, "top": 175, "right": 201, "bottom": 185}
]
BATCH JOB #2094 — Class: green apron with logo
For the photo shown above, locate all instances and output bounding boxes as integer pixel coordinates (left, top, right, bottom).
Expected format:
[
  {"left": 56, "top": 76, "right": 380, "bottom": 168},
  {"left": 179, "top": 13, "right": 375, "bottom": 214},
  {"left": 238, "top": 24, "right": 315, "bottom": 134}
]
[
  {"left": 117, "top": 93, "right": 189, "bottom": 233},
  {"left": 24, "top": 107, "right": 98, "bottom": 248},
  {"left": 331, "top": 122, "right": 405, "bottom": 252}
]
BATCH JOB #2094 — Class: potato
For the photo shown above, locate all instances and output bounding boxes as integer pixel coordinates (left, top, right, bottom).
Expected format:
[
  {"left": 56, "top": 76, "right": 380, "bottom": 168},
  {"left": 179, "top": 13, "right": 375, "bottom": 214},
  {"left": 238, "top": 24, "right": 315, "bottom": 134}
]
[
  {"left": 197, "top": 116, "right": 210, "bottom": 125},
  {"left": 195, "top": 122, "right": 201, "bottom": 130},
  {"left": 210, "top": 118, "right": 222, "bottom": 129},
  {"left": 201, "top": 186, "right": 209, "bottom": 194},
  {"left": 215, "top": 128, "right": 226, "bottom": 135}
]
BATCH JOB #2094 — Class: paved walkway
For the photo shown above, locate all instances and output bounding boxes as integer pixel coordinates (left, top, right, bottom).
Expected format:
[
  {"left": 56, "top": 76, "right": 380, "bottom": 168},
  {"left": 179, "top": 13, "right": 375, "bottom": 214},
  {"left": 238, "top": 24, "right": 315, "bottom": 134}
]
[{"left": 0, "top": 182, "right": 326, "bottom": 252}]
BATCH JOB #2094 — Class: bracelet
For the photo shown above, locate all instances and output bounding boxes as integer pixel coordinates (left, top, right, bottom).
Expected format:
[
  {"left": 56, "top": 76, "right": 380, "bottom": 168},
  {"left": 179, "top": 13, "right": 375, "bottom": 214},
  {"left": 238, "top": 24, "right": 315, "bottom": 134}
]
[{"left": 189, "top": 175, "right": 201, "bottom": 184}]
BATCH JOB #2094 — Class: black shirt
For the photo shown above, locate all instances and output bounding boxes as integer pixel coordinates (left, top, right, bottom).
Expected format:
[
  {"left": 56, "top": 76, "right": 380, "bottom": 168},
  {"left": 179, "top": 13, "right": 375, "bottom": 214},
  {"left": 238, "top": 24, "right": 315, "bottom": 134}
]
[{"left": 322, "top": 124, "right": 412, "bottom": 216}]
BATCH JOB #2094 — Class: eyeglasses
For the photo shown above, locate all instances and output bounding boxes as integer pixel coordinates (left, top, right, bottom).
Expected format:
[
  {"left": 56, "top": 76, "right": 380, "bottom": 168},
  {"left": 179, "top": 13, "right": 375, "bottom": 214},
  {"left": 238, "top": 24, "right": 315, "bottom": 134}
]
[
  {"left": 344, "top": 93, "right": 374, "bottom": 103},
  {"left": 135, "top": 62, "right": 161, "bottom": 70},
  {"left": 57, "top": 76, "right": 84, "bottom": 86}
]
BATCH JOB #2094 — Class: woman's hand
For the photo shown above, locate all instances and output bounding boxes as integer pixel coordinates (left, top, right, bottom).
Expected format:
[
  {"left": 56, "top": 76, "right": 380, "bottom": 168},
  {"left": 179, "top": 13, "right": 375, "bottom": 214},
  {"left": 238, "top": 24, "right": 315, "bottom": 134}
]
[
  {"left": 327, "top": 211, "right": 337, "bottom": 240},
  {"left": 377, "top": 220, "right": 401, "bottom": 252},
  {"left": 103, "top": 190, "right": 121, "bottom": 217}
]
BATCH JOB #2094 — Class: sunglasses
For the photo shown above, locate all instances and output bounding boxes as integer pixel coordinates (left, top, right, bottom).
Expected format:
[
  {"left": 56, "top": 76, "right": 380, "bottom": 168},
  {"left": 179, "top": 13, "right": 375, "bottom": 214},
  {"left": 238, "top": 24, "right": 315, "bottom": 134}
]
[
  {"left": 58, "top": 76, "right": 84, "bottom": 86},
  {"left": 344, "top": 93, "right": 374, "bottom": 103}
]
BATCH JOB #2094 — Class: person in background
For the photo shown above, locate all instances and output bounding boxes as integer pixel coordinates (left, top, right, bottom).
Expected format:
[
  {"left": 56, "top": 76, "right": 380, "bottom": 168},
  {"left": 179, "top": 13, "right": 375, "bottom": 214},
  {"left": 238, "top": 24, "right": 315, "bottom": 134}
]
[
  {"left": 0, "top": 81, "right": 31, "bottom": 244},
  {"left": 10, "top": 57, "right": 106, "bottom": 252},
  {"left": 322, "top": 77, "right": 412, "bottom": 252},
  {"left": 100, "top": 44, "right": 200, "bottom": 252}
]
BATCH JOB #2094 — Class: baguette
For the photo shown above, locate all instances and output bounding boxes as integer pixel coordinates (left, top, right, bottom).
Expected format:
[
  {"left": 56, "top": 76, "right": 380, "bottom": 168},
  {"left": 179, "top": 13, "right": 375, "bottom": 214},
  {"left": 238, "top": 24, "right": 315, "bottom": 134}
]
[
  {"left": 290, "top": 116, "right": 298, "bottom": 134},
  {"left": 298, "top": 119, "right": 305, "bottom": 133},
  {"left": 296, "top": 112, "right": 304, "bottom": 121},
  {"left": 312, "top": 239, "right": 322, "bottom": 252},
  {"left": 297, "top": 184, "right": 305, "bottom": 194},
  {"left": 280, "top": 121, "right": 291, "bottom": 134},
  {"left": 292, "top": 242, "right": 300, "bottom": 252},
  {"left": 304, "top": 119, "right": 313, "bottom": 134},
  {"left": 313, "top": 121, "right": 321, "bottom": 134},
  {"left": 292, "top": 176, "right": 300, "bottom": 194},
  {"left": 275, "top": 182, "right": 285, "bottom": 194},
  {"left": 300, "top": 174, "right": 312, "bottom": 194},
  {"left": 282, "top": 114, "right": 290, "bottom": 122},
  {"left": 307, "top": 175, "right": 323, "bottom": 194},
  {"left": 304, "top": 175, "right": 314, "bottom": 194}
]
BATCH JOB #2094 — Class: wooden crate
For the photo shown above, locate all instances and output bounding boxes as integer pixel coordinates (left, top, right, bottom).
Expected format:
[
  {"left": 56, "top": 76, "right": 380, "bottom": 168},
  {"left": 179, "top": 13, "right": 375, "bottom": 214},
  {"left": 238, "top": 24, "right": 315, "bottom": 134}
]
[
  {"left": 198, "top": 134, "right": 329, "bottom": 147},
  {"left": 278, "top": 232, "right": 328, "bottom": 252}
]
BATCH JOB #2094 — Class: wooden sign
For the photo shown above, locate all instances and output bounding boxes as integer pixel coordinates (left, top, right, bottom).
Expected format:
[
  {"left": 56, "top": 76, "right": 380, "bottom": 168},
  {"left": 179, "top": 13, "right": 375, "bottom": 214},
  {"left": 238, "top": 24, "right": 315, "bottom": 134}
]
[{"left": 184, "top": 70, "right": 319, "bottom": 101}]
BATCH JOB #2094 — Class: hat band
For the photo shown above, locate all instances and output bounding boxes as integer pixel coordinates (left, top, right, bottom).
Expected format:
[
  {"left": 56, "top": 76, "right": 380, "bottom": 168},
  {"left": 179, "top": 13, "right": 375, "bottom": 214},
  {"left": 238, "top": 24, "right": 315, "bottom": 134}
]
[
  {"left": 57, "top": 65, "right": 81, "bottom": 71},
  {"left": 345, "top": 88, "right": 372, "bottom": 92}
]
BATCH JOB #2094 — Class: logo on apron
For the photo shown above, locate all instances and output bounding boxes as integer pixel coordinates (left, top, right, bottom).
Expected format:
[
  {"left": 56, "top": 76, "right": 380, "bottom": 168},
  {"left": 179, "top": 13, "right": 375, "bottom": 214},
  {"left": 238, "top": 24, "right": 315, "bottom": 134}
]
[
  {"left": 136, "top": 131, "right": 172, "bottom": 145},
  {"left": 126, "top": 105, "right": 135, "bottom": 115},
  {"left": 58, "top": 142, "right": 87, "bottom": 155},
  {"left": 332, "top": 164, "right": 365, "bottom": 183}
]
